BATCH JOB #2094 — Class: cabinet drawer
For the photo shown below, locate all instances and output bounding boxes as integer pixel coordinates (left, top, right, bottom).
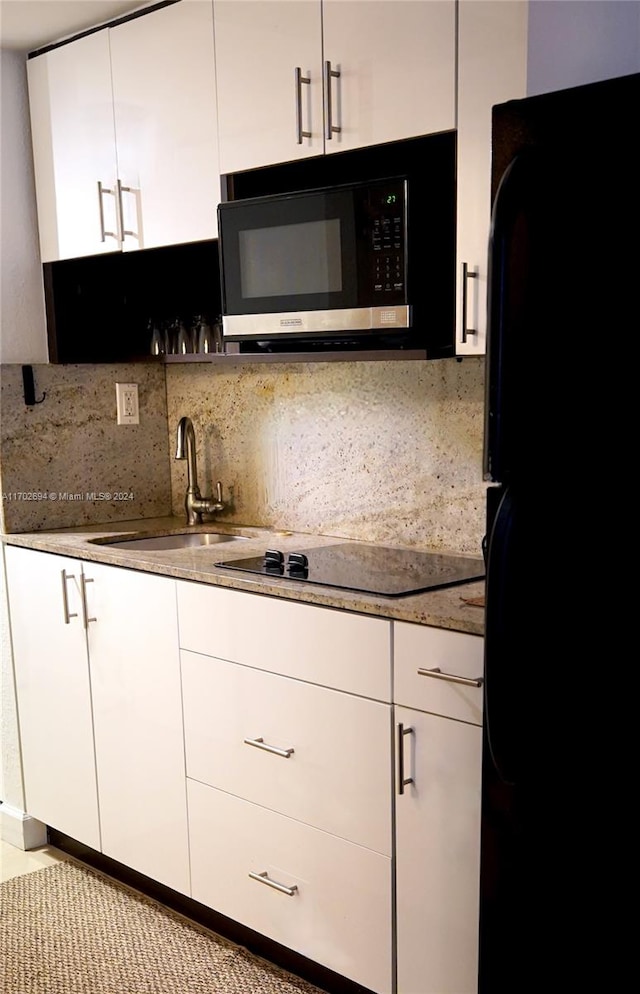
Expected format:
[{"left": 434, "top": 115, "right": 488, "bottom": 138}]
[
  {"left": 176, "top": 580, "right": 391, "bottom": 701},
  {"left": 394, "top": 622, "right": 484, "bottom": 725},
  {"left": 182, "top": 651, "right": 392, "bottom": 855},
  {"left": 187, "top": 778, "right": 392, "bottom": 994}
]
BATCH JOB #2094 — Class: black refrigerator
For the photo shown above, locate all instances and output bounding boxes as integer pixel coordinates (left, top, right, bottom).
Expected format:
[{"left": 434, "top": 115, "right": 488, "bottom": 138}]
[{"left": 480, "top": 71, "right": 639, "bottom": 993}]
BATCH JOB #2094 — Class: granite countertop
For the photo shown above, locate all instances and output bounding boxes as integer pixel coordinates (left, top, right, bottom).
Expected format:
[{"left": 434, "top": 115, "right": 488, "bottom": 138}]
[{"left": 1, "top": 516, "right": 486, "bottom": 636}]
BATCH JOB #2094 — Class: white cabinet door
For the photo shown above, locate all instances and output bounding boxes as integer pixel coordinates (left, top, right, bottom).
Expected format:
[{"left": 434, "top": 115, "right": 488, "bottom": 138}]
[
  {"left": 322, "top": 0, "right": 456, "bottom": 155},
  {"left": 27, "top": 31, "right": 120, "bottom": 262},
  {"left": 188, "top": 779, "right": 393, "bottom": 993},
  {"left": 4, "top": 546, "right": 101, "bottom": 850},
  {"left": 395, "top": 705, "right": 482, "bottom": 994},
  {"left": 84, "top": 562, "right": 189, "bottom": 894},
  {"left": 215, "top": 0, "right": 455, "bottom": 174},
  {"left": 181, "top": 650, "right": 392, "bottom": 854},
  {"left": 455, "top": 1, "right": 528, "bottom": 355},
  {"left": 109, "top": 0, "right": 220, "bottom": 250},
  {"left": 28, "top": 1, "right": 220, "bottom": 262},
  {"left": 214, "top": 0, "right": 323, "bottom": 173}
]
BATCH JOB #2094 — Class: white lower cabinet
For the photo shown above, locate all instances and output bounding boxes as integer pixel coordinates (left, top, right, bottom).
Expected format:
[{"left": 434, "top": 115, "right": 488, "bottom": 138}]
[
  {"left": 4, "top": 546, "right": 101, "bottom": 850},
  {"left": 7, "top": 549, "right": 484, "bottom": 994},
  {"left": 188, "top": 779, "right": 393, "bottom": 993},
  {"left": 395, "top": 706, "right": 482, "bottom": 994},
  {"left": 177, "top": 578, "right": 393, "bottom": 993},
  {"left": 181, "top": 650, "right": 392, "bottom": 856},
  {"left": 394, "top": 622, "right": 484, "bottom": 994},
  {"left": 5, "top": 547, "right": 189, "bottom": 895},
  {"left": 83, "top": 562, "right": 189, "bottom": 894}
]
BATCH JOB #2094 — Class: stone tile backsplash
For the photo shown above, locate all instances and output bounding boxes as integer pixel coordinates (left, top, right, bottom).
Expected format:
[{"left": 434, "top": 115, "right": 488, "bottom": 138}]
[
  {"left": 165, "top": 357, "right": 488, "bottom": 555},
  {"left": 0, "top": 363, "right": 171, "bottom": 532},
  {"left": 1, "top": 357, "right": 487, "bottom": 553}
]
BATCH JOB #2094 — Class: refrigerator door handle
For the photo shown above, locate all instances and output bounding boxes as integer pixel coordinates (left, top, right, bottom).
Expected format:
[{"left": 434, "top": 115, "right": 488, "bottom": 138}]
[
  {"left": 484, "top": 149, "right": 539, "bottom": 484},
  {"left": 483, "top": 485, "right": 519, "bottom": 787}
]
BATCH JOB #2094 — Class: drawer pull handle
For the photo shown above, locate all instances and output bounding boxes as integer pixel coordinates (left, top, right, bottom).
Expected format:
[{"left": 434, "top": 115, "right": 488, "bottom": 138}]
[
  {"left": 249, "top": 870, "right": 298, "bottom": 897},
  {"left": 244, "top": 736, "right": 294, "bottom": 759},
  {"left": 417, "top": 667, "right": 483, "bottom": 688},
  {"left": 398, "top": 722, "right": 414, "bottom": 795}
]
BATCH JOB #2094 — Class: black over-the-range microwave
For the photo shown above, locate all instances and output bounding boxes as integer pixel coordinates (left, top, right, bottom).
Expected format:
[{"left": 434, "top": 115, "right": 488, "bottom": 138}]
[{"left": 217, "top": 158, "right": 456, "bottom": 359}]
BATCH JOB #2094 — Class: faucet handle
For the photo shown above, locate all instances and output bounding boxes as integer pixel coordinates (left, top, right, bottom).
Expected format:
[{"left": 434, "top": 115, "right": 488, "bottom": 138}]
[{"left": 215, "top": 481, "right": 223, "bottom": 503}]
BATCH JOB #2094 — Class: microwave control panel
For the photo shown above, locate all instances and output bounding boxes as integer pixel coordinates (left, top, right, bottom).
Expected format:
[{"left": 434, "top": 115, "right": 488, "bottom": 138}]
[{"left": 369, "top": 181, "right": 407, "bottom": 298}]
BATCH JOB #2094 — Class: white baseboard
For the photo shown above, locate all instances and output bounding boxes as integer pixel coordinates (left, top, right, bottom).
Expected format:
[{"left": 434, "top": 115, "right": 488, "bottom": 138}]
[{"left": 0, "top": 803, "right": 47, "bottom": 850}]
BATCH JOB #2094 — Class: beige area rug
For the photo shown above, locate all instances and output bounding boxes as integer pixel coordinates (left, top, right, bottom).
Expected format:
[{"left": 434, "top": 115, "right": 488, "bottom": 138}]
[{"left": 0, "top": 860, "right": 325, "bottom": 994}]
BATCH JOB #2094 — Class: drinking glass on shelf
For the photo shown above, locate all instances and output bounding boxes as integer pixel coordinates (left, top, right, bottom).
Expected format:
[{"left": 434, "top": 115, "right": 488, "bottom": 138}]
[
  {"left": 213, "top": 316, "right": 224, "bottom": 353},
  {"left": 175, "top": 319, "right": 193, "bottom": 355},
  {"left": 149, "top": 320, "right": 166, "bottom": 356},
  {"left": 195, "top": 316, "right": 212, "bottom": 353}
]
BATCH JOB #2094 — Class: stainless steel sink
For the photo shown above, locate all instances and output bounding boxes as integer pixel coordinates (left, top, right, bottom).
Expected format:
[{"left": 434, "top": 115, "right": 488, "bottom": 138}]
[{"left": 96, "top": 532, "right": 249, "bottom": 551}]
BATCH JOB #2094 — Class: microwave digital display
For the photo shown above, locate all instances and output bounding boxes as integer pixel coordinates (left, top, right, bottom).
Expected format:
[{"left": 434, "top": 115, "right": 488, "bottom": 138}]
[{"left": 239, "top": 218, "right": 342, "bottom": 299}]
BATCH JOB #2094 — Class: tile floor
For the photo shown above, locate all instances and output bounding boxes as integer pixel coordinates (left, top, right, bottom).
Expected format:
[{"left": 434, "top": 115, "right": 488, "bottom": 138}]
[{"left": 0, "top": 839, "right": 67, "bottom": 882}]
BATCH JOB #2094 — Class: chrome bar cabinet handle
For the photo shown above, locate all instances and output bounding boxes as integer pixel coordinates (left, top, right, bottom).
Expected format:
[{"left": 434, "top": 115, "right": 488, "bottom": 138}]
[
  {"left": 116, "top": 179, "right": 137, "bottom": 239},
  {"left": 461, "top": 261, "right": 478, "bottom": 343},
  {"left": 397, "top": 722, "right": 414, "bottom": 795},
  {"left": 249, "top": 870, "right": 298, "bottom": 897},
  {"left": 295, "top": 67, "right": 311, "bottom": 144},
  {"left": 97, "top": 181, "right": 119, "bottom": 242},
  {"left": 80, "top": 575, "right": 96, "bottom": 629},
  {"left": 417, "top": 666, "right": 484, "bottom": 688},
  {"left": 323, "top": 60, "right": 341, "bottom": 140},
  {"left": 60, "top": 570, "right": 77, "bottom": 624},
  {"left": 244, "top": 736, "right": 294, "bottom": 759}
]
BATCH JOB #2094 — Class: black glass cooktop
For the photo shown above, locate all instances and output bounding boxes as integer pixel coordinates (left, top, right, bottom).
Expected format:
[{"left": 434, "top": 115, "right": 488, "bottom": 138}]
[{"left": 216, "top": 543, "right": 485, "bottom": 598}]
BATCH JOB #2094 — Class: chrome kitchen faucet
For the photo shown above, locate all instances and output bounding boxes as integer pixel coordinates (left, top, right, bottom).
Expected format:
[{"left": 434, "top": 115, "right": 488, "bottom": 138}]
[{"left": 175, "top": 416, "right": 225, "bottom": 525}]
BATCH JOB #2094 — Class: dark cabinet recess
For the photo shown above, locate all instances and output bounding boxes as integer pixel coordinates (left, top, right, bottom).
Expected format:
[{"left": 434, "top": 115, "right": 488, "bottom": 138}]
[{"left": 44, "top": 239, "right": 220, "bottom": 363}]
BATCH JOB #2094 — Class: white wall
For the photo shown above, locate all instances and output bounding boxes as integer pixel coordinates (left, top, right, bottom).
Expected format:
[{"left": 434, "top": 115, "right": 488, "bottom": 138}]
[
  {"left": 0, "top": 48, "right": 48, "bottom": 363},
  {"left": 527, "top": 0, "right": 640, "bottom": 96}
]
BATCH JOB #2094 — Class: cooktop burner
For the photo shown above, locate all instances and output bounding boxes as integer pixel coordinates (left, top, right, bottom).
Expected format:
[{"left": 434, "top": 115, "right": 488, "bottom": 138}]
[{"left": 216, "top": 543, "right": 485, "bottom": 598}]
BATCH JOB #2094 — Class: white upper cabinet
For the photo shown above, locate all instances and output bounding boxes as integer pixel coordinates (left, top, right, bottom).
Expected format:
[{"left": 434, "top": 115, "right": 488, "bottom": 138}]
[
  {"left": 109, "top": 0, "right": 219, "bottom": 252},
  {"left": 214, "top": 0, "right": 323, "bottom": 173},
  {"left": 214, "top": 0, "right": 456, "bottom": 175},
  {"left": 27, "top": 0, "right": 219, "bottom": 262},
  {"left": 322, "top": 0, "right": 455, "bottom": 156},
  {"left": 455, "top": 1, "right": 528, "bottom": 356},
  {"left": 27, "top": 31, "right": 120, "bottom": 262}
]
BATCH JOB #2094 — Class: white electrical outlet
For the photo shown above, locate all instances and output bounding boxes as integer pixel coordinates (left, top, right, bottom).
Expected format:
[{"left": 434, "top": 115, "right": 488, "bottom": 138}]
[{"left": 116, "top": 383, "right": 139, "bottom": 425}]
